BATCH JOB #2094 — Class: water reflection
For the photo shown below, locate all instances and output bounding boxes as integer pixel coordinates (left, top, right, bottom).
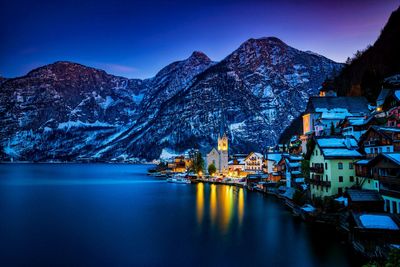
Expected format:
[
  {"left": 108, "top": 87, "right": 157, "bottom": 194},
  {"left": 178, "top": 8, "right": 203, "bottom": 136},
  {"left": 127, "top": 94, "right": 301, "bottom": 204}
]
[
  {"left": 196, "top": 183, "right": 245, "bottom": 232},
  {"left": 196, "top": 182, "right": 204, "bottom": 225},
  {"left": 238, "top": 188, "right": 244, "bottom": 226},
  {"left": 210, "top": 184, "right": 217, "bottom": 225}
]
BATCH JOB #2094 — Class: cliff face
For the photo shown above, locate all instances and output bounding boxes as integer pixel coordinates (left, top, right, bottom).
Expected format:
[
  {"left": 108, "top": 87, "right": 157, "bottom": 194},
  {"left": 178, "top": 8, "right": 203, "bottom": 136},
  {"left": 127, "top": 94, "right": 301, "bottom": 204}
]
[
  {"left": 334, "top": 6, "right": 400, "bottom": 102},
  {"left": 0, "top": 37, "right": 341, "bottom": 161}
]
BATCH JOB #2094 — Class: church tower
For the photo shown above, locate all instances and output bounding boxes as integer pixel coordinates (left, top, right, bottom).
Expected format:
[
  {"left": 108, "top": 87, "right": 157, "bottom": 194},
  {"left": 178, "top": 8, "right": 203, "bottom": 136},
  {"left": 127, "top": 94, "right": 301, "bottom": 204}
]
[{"left": 218, "top": 133, "right": 228, "bottom": 152}]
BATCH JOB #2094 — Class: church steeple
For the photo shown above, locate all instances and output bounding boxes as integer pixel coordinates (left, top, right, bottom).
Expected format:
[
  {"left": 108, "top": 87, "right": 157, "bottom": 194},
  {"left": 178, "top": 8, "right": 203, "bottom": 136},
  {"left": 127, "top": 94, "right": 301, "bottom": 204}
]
[{"left": 218, "top": 133, "right": 228, "bottom": 152}]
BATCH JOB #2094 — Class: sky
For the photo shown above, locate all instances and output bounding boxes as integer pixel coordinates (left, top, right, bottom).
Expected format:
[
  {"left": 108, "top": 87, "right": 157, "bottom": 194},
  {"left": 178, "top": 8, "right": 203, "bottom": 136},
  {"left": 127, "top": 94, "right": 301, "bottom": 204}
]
[{"left": 0, "top": 0, "right": 398, "bottom": 79}]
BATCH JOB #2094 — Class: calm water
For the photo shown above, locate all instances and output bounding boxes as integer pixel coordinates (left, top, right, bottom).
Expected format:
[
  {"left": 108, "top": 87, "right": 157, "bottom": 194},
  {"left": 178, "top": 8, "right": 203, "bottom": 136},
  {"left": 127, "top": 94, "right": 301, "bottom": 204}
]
[{"left": 0, "top": 164, "right": 365, "bottom": 266}]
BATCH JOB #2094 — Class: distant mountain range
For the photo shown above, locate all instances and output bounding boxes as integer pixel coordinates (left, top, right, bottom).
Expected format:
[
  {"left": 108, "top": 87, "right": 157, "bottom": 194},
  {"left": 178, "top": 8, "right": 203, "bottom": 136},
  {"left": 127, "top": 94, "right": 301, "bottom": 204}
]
[{"left": 0, "top": 37, "right": 342, "bottom": 161}]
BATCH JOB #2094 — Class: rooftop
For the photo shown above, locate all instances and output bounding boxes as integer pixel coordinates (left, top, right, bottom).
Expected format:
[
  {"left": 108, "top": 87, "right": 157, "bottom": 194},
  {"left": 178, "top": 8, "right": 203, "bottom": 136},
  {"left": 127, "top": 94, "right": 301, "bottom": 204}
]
[
  {"left": 305, "top": 96, "right": 370, "bottom": 115},
  {"left": 347, "top": 189, "right": 383, "bottom": 202}
]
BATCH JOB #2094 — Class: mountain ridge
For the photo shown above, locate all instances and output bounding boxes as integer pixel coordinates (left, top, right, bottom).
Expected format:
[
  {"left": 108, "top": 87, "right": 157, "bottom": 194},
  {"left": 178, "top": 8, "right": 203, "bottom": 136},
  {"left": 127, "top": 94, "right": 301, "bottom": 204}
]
[{"left": 0, "top": 37, "right": 342, "bottom": 161}]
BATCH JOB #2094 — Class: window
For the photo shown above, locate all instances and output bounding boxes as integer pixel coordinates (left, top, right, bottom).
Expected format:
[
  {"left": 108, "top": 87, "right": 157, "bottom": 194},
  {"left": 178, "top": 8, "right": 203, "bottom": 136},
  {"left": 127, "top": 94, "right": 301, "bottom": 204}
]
[
  {"left": 375, "top": 182, "right": 378, "bottom": 189},
  {"left": 325, "top": 163, "right": 328, "bottom": 170},
  {"left": 338, "top": 162, "right": 343, "bottom": 169},
  {"left": 326, "top": 175, "right": 328, "bottom": 181},
  {"left": 349, "top": 163, "right": 353, "bottom": 169},
  {"left": 325, "top": 188, "right": 328, "bottom": 192},
  {"left": 350, "top": 176, "right": 354, "bottom": 182},
  {"left": 386, "top": 146, "right": 391, "bottom": 152},
  {"left": 339, "top": 176, "right": 343, "bottom": 182},
  {"left": 316, "top": 150, "right": 318, "bottom": 156}
]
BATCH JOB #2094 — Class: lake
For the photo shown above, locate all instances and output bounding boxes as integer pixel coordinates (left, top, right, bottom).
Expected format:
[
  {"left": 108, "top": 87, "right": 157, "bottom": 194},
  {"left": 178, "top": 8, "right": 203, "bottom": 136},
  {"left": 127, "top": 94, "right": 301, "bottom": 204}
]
[{"left": 0, "top": 164, "right": 365, "bottom": 266}]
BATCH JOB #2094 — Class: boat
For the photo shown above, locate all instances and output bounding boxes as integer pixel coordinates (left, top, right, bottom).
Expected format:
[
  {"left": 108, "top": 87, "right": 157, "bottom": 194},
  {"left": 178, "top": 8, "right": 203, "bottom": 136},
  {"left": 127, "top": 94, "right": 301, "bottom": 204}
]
[
  {"left": 166, "top": 177, "right": 191, "bottom": 184},
  {"left": 166, "top": 173, "right": 191, "bottom": 184}
]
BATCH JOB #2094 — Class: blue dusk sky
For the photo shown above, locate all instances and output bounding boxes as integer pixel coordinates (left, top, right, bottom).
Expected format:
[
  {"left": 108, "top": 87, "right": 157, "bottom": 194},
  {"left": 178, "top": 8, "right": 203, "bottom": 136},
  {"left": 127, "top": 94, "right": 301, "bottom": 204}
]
[{"left": 0, "top": 0, "right": 398, "bottom": 79}]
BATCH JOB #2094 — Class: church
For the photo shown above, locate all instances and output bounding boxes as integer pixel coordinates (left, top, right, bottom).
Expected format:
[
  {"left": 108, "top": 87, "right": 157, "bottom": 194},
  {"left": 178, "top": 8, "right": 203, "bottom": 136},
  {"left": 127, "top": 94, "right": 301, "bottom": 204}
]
[{"left": 206, "top": 133, "right": 229, "bottom": 175}]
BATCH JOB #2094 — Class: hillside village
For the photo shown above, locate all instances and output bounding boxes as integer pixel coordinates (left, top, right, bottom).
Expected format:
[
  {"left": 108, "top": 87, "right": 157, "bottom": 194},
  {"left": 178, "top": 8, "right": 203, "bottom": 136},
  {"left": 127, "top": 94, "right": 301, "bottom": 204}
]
[{"left": 156, "top": 74, "right": 400, "bottom": 258}]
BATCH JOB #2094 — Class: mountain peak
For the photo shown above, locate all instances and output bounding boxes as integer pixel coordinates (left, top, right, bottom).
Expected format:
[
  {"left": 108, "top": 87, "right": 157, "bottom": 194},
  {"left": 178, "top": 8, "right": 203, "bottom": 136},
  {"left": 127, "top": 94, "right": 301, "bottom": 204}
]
[
  {"left": 188, "top": 51, "right": 211, "bottom": 62},
  {"left": 244, "top": 37, "right": 287, "bottom": 46},
  {"left": 26, "top": 61, "right": 107, "bottom": 78}
]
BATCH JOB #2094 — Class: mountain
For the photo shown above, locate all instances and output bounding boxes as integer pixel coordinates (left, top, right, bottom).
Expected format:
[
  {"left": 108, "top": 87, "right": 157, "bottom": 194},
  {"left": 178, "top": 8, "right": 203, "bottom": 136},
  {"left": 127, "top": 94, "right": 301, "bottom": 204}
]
[
  {"left": 0, "top": 37, "right": 341, "bottom": 161},
  {"left": 92, "top": 37, "right": 342, "bottom": 160},
  {"left": 334, "top": 6, "right": 400, "bottom": 102}
]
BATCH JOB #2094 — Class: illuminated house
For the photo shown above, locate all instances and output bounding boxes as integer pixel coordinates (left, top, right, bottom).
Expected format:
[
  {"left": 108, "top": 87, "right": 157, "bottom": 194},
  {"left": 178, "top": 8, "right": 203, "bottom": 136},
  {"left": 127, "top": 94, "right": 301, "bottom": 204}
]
[
  {"left": 307, "top": 136, "right": 362, "bottom": 199},
  {"left": 244, "top": 152, "right": 263, "bottom": 173},
  {"left": 228, "top": 156, "right": 246, "bottom": 177},
  {"left": 206, "top": 133, "right": 229, "bottom": 174},
  {"left": 301, "top": 96, "right": 370, "bottom": 154}
]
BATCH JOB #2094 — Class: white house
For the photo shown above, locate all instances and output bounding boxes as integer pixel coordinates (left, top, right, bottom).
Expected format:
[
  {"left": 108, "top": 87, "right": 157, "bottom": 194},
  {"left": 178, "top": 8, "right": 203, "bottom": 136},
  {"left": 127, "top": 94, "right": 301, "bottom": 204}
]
[{"left": 244, "top": 152, "right": 263, "bottom": 172}]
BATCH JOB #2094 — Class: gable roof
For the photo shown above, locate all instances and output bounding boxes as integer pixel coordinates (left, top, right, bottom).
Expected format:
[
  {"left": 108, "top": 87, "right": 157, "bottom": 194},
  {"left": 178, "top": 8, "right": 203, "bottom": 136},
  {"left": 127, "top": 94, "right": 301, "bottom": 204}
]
[
  {"left": 347, "top": 189, "right": 383, "bottom": 202},
  {"left": 308, "top": 136, "right": 362, "bottom": 159},
  {"left": 368, "top": 152, "right": 400, "bottom": 170},
  {"left": 304, "top": 96, "right": 370, "bottom": 115},
  {"left": 359, "top": 126, "right": 400, "bottom": 144},
  {"left": 245, "top": 152, "right": 263, "bottom": 161},
  {"left": 207, "top": 147, "right": 219, "bottom": 155}
]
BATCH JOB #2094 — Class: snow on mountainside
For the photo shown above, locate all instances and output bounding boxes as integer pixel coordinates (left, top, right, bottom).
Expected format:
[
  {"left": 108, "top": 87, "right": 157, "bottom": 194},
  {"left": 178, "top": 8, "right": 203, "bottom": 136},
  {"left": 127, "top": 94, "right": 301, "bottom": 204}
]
[
  {"left": 0, "top": 37, "right": 342, "bottom": 161},
  {"left": 93, "top": 37, "right": 343, "bottom": 160}
]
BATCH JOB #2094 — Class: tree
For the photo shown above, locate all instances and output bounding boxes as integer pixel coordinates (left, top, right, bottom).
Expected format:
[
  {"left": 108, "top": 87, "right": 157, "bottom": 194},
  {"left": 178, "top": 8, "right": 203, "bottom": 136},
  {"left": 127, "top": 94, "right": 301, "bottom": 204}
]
[
  {"left": 208, "top": 163, "right": 217, "bottom": 176},
  {"left": 191, "top": 152, "right": 204, "bottom": 175},
  {"left": 301, "top": 159, "right": 310, "bottom": 180}
]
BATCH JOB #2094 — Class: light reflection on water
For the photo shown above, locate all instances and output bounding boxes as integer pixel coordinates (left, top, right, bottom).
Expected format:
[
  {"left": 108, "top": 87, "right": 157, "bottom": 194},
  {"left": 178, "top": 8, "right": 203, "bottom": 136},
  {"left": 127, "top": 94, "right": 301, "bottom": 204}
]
[{"left": 196, "top": 182, "right": 245, "bottom": 232}]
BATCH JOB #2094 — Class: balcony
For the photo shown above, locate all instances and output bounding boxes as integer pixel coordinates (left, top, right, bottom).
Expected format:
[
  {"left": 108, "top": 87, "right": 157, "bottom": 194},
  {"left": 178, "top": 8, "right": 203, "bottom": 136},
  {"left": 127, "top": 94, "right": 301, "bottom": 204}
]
[
  {"left": 310, "top": 166, "right": 324, "bottom": 174},
  {"left": 364, "top": 140, "right": 379, "bottom": 147}
]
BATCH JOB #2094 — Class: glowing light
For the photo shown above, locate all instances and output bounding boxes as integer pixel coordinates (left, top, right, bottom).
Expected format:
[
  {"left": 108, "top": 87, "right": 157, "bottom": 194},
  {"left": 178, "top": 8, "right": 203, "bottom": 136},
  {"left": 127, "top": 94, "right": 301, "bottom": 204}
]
[
  {"left": 210, "top": 184, "right": 217, "bottom": 226},
  {"left": 238, "top": 188, "right": 244, "bottom": 226},
  {"left": 196, "top": 182, "right": 204, "bottom": 225}
]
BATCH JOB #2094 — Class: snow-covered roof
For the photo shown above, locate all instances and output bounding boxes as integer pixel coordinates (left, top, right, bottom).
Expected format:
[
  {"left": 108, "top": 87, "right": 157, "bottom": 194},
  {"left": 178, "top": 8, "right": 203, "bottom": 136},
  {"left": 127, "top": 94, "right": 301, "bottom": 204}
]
[
  {"left": 305, "top": 96, "right": 370, "bottom": 115},
  {"left": 359, "top": 214, "right": 399, "bottom": 230},
  {"left": 246, "top": 152, "right": 263, "bottom": 160},
  {"left": 383, "top": 153, "right": 400, "bottom": 165},
  {"left": 355, "top": 159, "right": 372, "bottom": 165},
  {"left": 265, "top": 153, "right": 283, "bottom": 162},
  {"left": 289, "top": 155, "right": 303, "bottom": 161},
  {"left": 323, "top": 149, "right": 362, "bottom": 158},
  {"left": 395, "top": 90, "right": 400, "bottom": 101},
  {"left": 316, "top": 137, "right": 357, "bottom": 148}
]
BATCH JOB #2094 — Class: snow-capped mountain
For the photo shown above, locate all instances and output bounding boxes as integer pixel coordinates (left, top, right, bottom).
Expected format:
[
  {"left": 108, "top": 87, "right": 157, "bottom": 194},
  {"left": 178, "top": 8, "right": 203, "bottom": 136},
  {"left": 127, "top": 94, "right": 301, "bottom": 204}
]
[{"left": 0, "top": 37, "right": 342, "bottom": 161}]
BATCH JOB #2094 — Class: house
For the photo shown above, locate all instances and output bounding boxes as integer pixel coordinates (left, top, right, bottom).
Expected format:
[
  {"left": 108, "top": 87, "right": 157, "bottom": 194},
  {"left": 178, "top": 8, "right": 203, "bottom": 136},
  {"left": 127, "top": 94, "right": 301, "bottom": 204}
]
[
  {"left": 277, "top": 154, "right": 303, "bottom": 188},
  {"left": 339, "top": 116, "right": 379, "bottom": 141},
  {"left": 167, "top": 155, "right": 187, "bottom": 173},
  {"left": 354, "top": 158, "right": 379, "bottom": 191},
  {"left": 368, "top": 152, "right": 400, "bottom": 214},
  {"left": 349, "top": 212, "right": 400, "bottom": 257},
  {"left": 301, "top": 96, "right": 370, "bottom": 153},
  {"left": 346, "top": 189, "right": 384, "bottom": 213},
  {"left": 228, "top": 156, "right": 246, "bottom": 178},
  {"left": 358, "top": 126, "right": 400, "bottom": 158},
  {"left": 244, "top": 152, "right": 263, "bottom": 173},
  {"left": 263, "top": 152, "right": 284, "bottom": 175},
  {"left": 383, "top": 90, "right": 400, "bottom": 127},
  {"left": 206, "top": 133, "right": 229, "bottom": 174},
  {"left": 307, "top": 136, "right": 363, "bottom": 199}
]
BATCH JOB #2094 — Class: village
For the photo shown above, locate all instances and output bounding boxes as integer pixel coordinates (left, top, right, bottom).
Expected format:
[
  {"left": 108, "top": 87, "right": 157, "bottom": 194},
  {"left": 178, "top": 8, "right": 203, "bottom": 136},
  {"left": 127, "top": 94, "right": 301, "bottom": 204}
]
[{"left": 151, "top": 74, "right": 400, "bottom": 261}]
